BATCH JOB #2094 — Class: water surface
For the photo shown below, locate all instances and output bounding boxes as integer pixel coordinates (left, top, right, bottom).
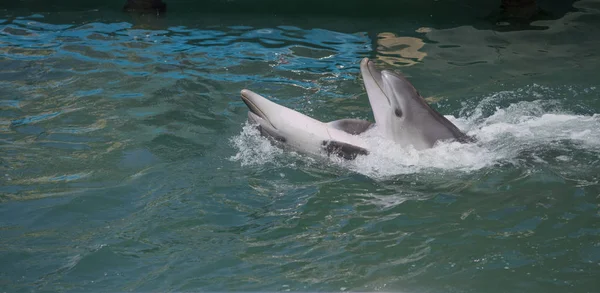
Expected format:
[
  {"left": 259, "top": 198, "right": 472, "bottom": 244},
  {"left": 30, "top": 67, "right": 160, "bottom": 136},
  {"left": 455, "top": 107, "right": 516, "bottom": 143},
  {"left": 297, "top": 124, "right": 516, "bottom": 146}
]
[{"left": 1, "top": 2, "right": 600, "bottom": 292}]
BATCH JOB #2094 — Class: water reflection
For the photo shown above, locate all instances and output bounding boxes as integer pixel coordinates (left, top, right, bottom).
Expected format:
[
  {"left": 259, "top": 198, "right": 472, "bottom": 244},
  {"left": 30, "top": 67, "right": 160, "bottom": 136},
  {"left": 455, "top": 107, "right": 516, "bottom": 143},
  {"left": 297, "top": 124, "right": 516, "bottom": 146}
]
[{"left": 375, "top": 32, "right": 427, "bottom": 67}]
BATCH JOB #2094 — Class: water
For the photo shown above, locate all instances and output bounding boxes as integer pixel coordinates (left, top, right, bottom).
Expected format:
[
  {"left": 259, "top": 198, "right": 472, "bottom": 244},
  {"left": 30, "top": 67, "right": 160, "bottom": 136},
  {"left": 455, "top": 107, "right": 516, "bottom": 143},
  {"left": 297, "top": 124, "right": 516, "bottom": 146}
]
[{"left": 1, "top": 1, "right": 600, "bottom": 292}]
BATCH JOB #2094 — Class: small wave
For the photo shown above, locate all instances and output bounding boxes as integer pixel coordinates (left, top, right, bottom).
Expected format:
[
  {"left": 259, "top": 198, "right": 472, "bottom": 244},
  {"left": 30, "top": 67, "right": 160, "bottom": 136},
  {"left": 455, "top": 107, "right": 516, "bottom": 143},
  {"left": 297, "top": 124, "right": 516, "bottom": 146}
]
[
  {"left": 347, "top": 129, "right": 499, "bottom": 177},
  {"left": 229, "top": 123, "right": 284, "bottom": 167},
  {"left": 230, "top": 87, "right": 600, "bottom": 180}
]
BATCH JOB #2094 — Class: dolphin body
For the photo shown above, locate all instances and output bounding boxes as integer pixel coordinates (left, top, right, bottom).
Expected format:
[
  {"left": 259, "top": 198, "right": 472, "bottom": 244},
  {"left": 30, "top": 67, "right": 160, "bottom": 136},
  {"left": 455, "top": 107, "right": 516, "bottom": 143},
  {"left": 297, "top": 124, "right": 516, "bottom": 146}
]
[
  {"left": 241, "top": 89, "right": 373, "bottom": 160},
  {"left": 239, "top": 58, "right": 470, "bottom": 160}
]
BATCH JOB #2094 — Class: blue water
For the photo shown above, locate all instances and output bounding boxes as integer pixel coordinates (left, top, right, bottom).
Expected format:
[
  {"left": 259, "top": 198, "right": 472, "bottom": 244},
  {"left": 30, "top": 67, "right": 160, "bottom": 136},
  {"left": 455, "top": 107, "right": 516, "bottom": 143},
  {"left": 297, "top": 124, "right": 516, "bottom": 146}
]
[{"left": 1, "top": 2, "right": 600, "bottom": 292}]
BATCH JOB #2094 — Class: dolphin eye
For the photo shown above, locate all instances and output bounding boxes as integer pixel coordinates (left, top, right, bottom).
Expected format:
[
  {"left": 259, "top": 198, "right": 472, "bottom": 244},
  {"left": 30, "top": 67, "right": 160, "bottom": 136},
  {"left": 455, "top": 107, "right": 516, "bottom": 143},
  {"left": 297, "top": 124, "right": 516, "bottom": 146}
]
[{"left": 394, "top": 108, "right": 403, "bottom": 118}]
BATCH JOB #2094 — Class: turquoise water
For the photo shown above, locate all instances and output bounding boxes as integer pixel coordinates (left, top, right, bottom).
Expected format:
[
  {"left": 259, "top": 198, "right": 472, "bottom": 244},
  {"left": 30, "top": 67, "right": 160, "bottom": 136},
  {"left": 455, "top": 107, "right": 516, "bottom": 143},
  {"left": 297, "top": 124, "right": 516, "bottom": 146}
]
[{"left": 1, "top": 1, "right": 600, "bottom": 292}]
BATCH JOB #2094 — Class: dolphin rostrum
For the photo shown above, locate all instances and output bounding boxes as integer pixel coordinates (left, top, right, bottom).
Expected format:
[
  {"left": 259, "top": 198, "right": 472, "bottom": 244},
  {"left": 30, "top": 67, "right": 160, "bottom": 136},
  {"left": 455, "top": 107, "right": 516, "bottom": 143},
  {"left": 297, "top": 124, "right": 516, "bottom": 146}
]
[{"left": 360, "top": 58, "right": 472, "bottom": 150}]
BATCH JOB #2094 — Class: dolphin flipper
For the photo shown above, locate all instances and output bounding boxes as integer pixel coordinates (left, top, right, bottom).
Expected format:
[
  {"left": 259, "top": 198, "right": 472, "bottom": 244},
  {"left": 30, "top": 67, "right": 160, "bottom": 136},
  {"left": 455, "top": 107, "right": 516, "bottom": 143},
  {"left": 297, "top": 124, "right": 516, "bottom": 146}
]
[
  {"left": 322, "top": 140, "right": 369, "bottom": 160},
  {"left": 327, "top": 119, "right": 374, "bottom": 135}
]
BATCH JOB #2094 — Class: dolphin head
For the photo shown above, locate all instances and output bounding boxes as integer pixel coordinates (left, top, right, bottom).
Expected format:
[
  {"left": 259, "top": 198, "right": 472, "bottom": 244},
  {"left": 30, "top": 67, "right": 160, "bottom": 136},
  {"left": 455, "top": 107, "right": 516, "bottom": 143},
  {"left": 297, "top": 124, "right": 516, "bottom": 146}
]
[
  {"left": 240, "top": 89, "right": 296, "bottom": 143},
  {"left": 360, "top": 58, "right": 469, "bottom": 150}
]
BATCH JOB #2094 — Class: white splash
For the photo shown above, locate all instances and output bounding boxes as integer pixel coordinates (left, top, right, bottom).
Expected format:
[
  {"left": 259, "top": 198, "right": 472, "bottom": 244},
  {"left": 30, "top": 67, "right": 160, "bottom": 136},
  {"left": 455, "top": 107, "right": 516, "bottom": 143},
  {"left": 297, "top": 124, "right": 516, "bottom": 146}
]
[
  {"left": 345, "top": 125, "right": 499, "bottom": 177},
  {"left": 229, "top": 122, "right": 284, "bottom": 166},
  {"left": 230, "top": 87, "right": 600, "bottom": 179}
]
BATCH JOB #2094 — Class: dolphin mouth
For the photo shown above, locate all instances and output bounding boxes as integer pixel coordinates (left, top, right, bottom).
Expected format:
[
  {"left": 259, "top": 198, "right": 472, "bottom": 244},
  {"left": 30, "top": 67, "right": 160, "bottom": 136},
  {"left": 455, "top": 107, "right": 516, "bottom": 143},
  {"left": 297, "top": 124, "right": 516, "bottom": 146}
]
[
  {"left": 361, "top": 58, "right": 382, "bottom": 84},
  {"left": 360, "top": 58, "right": 391, "bottom": 106},
  {"left": 240, "top": 89, "right": 276, "bottom": 129}
]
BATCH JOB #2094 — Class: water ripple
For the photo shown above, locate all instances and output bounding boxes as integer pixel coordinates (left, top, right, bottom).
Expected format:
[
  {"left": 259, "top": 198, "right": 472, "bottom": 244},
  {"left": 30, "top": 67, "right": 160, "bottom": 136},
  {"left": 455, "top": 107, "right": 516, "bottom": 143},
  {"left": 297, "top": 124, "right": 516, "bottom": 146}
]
[{"left": 1, "top": 7, "right": 600, "bottom": 293}]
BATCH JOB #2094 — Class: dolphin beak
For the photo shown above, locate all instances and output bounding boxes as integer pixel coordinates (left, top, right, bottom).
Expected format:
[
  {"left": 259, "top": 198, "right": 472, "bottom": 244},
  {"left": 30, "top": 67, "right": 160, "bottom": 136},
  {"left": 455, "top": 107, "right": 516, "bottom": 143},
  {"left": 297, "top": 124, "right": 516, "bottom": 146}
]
[
  {"left": 241, "top": 89, "right": 266, "bottom": 119},
  {"left": 360, "top": 58, "right": 384, "bottom": 91},
  {"left": 240, "top": 89, "right": 276, "bottom": 128},
  {"left": 360, "top": 58, "right": 392, "bottom": 124}
]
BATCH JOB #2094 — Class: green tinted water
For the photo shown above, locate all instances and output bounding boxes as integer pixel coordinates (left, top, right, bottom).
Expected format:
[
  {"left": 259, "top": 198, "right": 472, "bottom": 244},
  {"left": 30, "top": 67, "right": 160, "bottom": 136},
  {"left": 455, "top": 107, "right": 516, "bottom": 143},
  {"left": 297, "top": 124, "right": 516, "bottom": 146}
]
[{"left": 1, "top": 1, "right": 600, "bottom": 292}]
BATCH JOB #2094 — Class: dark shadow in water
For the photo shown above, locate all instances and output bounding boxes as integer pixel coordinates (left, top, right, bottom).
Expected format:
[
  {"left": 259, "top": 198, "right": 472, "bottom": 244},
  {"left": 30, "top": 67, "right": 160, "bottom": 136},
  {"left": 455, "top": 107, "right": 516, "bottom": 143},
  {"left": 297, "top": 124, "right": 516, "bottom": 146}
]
[{"left": 0, "top": 0, "right": 581, "bottom": 32}]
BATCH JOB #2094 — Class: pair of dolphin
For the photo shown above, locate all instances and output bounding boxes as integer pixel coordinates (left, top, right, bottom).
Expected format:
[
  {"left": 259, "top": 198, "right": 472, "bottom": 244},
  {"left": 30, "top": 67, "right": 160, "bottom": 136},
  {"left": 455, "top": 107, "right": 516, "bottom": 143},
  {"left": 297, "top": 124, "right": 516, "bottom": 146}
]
[{"left": 240, "top": 58, "right": 472, "bottom": 160}]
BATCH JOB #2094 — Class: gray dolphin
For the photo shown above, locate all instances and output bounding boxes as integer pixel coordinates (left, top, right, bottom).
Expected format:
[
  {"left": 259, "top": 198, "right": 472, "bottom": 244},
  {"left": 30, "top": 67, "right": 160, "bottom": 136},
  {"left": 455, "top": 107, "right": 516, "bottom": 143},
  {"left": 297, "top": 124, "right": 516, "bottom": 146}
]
[{"left": 360, "top": 58, "right": 472, "bottom": 150}]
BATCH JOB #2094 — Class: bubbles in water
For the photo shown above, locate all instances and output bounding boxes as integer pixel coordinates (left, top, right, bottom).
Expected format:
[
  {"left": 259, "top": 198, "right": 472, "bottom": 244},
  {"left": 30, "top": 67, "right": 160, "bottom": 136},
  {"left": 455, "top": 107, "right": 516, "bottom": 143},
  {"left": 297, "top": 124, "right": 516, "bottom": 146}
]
[
  {"left": 230, "top": 86, "right": 600, "bottom": 179},
  {"left": 345, "top": 126, "right": 499, "bottom": 178},
  {"left": 229, "top": 122, "right": 283, "bottom": 166}
]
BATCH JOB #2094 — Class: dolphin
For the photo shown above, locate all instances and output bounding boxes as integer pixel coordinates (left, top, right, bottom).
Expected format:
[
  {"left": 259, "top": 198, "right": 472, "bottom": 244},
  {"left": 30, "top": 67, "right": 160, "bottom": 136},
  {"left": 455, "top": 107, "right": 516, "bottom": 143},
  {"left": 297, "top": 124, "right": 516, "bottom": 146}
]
[
  {"left": 240, "top": 89, "right": 374, "bottom": 160},
  {"left": 360, "top": 58, "right": 472, "bottom": 150}
]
